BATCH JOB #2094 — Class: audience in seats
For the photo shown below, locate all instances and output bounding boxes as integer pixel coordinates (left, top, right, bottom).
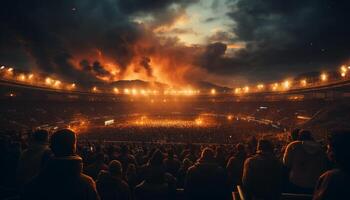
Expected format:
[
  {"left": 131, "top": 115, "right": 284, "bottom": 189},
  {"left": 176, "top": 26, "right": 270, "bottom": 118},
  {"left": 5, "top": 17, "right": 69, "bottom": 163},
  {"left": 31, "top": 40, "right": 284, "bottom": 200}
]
[
  {"left": 16, "top": 130, "right": 50, "bottom": 186},
  {"left": 21, "top": 129, "right": 99, "bottom": 200},
  {"left": 176, "top": 158, "right": 193, "bottom": 188},
  {"left": 0, "top": 127, "right": 344, "bottom": 200},
  {"left": 96, "top": 160, "right": 131, "bottom": 200},
  {"left": 163, "top": 148, "right": 181, "bottom": 177},
  {"left": 85, "top": 152, "right": 109, "bottom": 180},
  {"left": 283, "top": 130, "right": 328, "bottom": 194},
  {"left": 135, "top": 150, "right": 176, "bottom": 200},
  {"left": 242, "top": 139, "right": 283, "bottom": 200},
  {"left": 185, "top": 147, "right": 230, "bottom": 200},
  {"left": 313, "top": 130, "right": 350, "bottom": 200},
  {"left": 226, "top": 143, "right": 247, "bottom": 191},
  {"left": 116, "top": 145, "right": 137, "bottom": 177}
]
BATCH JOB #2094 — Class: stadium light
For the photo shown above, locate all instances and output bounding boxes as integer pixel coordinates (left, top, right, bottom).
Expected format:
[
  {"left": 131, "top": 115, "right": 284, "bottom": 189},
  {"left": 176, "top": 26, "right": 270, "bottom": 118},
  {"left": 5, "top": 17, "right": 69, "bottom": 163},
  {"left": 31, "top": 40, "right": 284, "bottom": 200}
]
[
  {"left": 28, "top": 74, "right": 34, "bottom": 80},
  {"left": 45, "top": 77, "right": 53, "bottom": 85},
  {"left": 340, "top": 65, "right": 347, "bottom": 78},
  {"left": 195, "top": 118, "right": 203, "bottom": 125},
  {"left": 67, "top": 83, "right": 76, "bottom": 90},
  {"left": 243, "top": 86, "right": 249, "bottom": 93},
  {"left": 18, "top": 74, "right": 26, "bottom": 81},
  {"left": 257, "top": 84, "right": 264, "bottom": 90},
  {"left": 54, "top": 80, "right": 61, "bottom": 87},
  {"left": 113, "top": 87, "right": 119, "bottom": 94},
  {"left": 271, "top": 83, "right": 278, "bottom": 91},
  {"left": 131, "top": 88, "right": 138, "bottom": 95},
  {"left": 320, "top": 73, "right": 327, "bottom": 82},
  {"left": 234, "top": 88, "right": 241, "bottom": 95},
  {"left": 283, "top": 80, "right": 290, "bottom": 89},
  {"left": 300, "top": 79, "right": 307, "bottom": 87}
]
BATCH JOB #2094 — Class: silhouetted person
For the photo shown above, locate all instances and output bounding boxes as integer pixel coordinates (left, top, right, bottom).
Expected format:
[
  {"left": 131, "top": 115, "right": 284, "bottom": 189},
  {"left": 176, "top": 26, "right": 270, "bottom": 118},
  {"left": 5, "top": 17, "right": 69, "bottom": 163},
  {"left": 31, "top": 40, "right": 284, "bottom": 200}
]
[
  {"left": 176, "top": 158, "right": 193, "bottom": 188},
  {"left": 17, "top": 130, "right": 49, "bottom": 186},
  {"left": 135, "top": 150, "right": 176, "bottom": 200},
  {"left": 185, "top": 148, "right": 230, "bottom": 200},
  {"left": 96, "top": 160, "right": 130, "bottom": 200},
  {"left": 85, "top": 153, "right": 108, "bottom": 180},
  {"left": 226, "top": 143, "right": 246, "bottom": 191},
  {"left": 126, "top": 164, "right": 138, "bottom": 194},
  {"left": 117, "top": 145, "right": 137, "bottom": 176},
  {"left": 215, "top": 146, "right": 227, "bottom": 168},
  {"left": 313, "top": 130, "right": 350, "bottom": 200},
  {"left": 283, "top": 130, "right": 328, "bottom": 193},
  {"left": 242, "top": 139, "right": 282, "bottom": 200},
  {"left": 21, "top": 129, "right": 99, "bottom": 200},
  {"left": 163, "top": 148, "right": 181, "bottom": 177}
]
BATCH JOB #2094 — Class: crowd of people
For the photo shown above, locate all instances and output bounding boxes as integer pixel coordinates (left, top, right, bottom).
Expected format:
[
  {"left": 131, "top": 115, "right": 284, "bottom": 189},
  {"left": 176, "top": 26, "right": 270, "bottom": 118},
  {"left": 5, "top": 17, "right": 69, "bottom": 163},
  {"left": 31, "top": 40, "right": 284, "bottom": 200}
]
[
  {"left": 0, "top": 99, "right": 328, "bottom": 131},
  {"left": 0, "top": 127, "right": 349, "bottom": 200},
  {"left": 81, "top": 120, "right": 282, "bottom": 144}
]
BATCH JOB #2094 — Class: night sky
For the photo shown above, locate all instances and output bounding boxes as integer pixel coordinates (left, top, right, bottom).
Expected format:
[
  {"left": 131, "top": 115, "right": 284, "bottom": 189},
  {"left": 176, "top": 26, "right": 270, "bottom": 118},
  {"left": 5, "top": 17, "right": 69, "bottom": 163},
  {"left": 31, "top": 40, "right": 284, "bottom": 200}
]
[{"left": 1, "top": 0, "right": 350, "bottom": 86}]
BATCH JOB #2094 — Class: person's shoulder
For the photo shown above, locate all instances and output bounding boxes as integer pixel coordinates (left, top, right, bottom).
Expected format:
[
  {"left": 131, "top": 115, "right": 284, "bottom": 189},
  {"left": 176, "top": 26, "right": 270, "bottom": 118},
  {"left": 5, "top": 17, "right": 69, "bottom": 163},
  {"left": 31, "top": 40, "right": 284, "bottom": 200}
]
[
  {"left": 187, "top": 163, "right": 197, "bottom": 173},
  {"left": 96, "top": 170, "right": 109, "bottom": 181},
  {"left": 227, "top": 156, "right": 235, "bottom": 162},
  {"left": 320, "top": 169, "right": 347, "bottom": 181},
  {"left": 245, "top": 154, "right": 258, "bottom": 162},
  {"left": 285, "top": 141, "right": 302, "bottom": 152},
  {"left": 118, "top": 179, "right": 130, "bottom": 191},
  {"left": 80, "top": 173, "right": 96, "bottom": 187},
  {"left": 286, "top": 141, "right": 301, "bottom": 148}
]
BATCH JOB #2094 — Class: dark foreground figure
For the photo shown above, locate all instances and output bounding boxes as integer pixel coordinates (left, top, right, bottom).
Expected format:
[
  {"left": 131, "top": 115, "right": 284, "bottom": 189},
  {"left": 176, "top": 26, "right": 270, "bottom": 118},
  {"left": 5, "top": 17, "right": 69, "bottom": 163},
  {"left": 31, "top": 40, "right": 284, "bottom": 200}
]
[
  {"left": 21, "top": 129, "right": 99, "bottom": 200},
  {"left": 312, "top": 130, "right": 350, "bottom": 200}
]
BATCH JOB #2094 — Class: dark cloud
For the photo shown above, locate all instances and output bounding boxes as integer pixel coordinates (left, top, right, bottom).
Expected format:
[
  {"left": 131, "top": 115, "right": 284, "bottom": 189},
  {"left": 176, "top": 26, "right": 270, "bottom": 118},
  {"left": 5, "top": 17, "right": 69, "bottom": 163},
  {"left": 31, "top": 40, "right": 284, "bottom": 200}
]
[
  {"left": 0, "top": 0, "right": 197, "bottom": 82},
  {"left": 80, "top": 60, "right": 110, "bottom": 77},
  {"left": 156, "top": 28, "right": 197, "bottom": 35},
  {"left": 207, "top": 31, "right": 234, "bottom": 43},
  {"left": 118, "top": 0, "right": 197, "bottom": 15},
  {"left": 220, "top": 0, "right": 350, "bottom": 81},
  {"left": 204, "top": 17, "right": 218, "bottom": 23},
  {"left": 1, "top": 0, "right": 350, "bottom": 84},
  {"left": 139, "top": 56, "right": 153, "bottom": 77},
  {"left": 197, "top": 42, "right": 246, "bottom": 74}
]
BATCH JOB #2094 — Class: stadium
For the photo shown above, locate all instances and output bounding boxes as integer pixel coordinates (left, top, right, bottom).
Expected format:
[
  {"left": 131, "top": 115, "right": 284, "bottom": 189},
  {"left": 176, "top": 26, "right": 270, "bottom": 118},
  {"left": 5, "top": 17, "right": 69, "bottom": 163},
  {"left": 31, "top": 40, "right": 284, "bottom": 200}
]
[
  {"left": 1, "top": 1, "right": 350, "bottom": 200},
  {"left": 1, "top": 64, "right": 350, "bottom": 199}
]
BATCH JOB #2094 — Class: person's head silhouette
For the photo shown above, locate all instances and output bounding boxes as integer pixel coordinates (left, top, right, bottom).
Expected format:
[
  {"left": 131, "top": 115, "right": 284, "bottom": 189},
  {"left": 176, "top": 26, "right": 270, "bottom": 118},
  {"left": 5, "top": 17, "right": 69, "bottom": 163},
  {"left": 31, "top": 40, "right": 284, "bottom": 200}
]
[{"left": 50, "top": 129, "right": 76, "bottom": 157}]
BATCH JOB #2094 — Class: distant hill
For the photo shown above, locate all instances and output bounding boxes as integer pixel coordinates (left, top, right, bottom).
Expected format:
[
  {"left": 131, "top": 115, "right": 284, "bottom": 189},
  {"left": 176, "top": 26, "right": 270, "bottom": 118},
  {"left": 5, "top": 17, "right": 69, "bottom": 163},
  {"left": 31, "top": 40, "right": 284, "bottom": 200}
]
[
  {"left": 110, "top": 80, "right": 167, "bottom": 89},
  {"left": 191, "top": 81, "right": 232, "bottom": 92},
  {"left": 108, "top": 80, "right": 231, "bottom": 92}
]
